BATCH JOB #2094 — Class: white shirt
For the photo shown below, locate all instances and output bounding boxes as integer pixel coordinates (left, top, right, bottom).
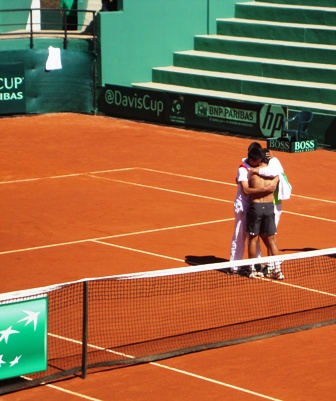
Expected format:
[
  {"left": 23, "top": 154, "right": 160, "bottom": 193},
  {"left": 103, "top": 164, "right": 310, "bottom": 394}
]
[{"left": 234, "top": 158, "right": 251, "bottom": 213}]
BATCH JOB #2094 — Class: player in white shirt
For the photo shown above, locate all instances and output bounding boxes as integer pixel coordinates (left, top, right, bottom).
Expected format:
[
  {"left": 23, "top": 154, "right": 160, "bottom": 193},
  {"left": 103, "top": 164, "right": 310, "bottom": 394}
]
[{"left": 230, "top": 146, "right": 277, "bottom": 264}]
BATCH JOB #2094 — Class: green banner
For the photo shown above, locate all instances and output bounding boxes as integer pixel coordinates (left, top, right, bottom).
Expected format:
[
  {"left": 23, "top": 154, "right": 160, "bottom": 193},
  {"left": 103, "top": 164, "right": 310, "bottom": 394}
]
[
  {"left": 0, "top": 63, "right": 26, "bottom": 115},
  {"left": 267, "top": 138, "right": 318, "bottom": 153},
  {"left": 0, "top": 297, "right": 48, "bottom": 380}
]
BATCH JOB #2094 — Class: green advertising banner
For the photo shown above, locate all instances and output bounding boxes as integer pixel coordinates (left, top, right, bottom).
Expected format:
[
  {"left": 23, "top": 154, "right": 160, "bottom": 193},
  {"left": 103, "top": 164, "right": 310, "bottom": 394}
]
[
  {"left": 98, "top": 85, "right": 287, "bottom": 138},
  {"left": 0, "top": 63, "right": 26, "bottom": 115},
  {"left": 0, "top": 297, "right": 48, "bottom": 380}
]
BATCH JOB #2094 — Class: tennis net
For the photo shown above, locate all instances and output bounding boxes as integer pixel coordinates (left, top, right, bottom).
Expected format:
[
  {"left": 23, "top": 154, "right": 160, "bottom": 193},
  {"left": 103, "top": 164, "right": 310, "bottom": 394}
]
[{"left": 0, "top": 247, "right": 335, "bottom": 394}]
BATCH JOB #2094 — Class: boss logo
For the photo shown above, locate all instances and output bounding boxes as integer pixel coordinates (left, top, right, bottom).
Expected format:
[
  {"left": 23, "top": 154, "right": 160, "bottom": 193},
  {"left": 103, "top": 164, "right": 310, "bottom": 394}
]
[
  {"left": 294, "top": 140, "right": 316, "bottom": 152},
  {"left": 268, "top": 138, "right": 290, "bottom": 150},
  {"left": 267, "top": 138, "right": 317, "bottom": 153}
]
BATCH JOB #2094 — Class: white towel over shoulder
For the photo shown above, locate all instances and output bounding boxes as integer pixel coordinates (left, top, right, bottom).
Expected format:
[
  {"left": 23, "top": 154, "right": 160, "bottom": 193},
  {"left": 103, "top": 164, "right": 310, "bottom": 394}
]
[{"left": 278, "top": 172, "right": 292, "bottom": 200}]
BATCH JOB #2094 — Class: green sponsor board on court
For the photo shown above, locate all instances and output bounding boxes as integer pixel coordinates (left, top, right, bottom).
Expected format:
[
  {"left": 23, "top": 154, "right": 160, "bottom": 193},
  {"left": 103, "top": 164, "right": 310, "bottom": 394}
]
[
  {"left": 267, "top": 138, "right": 317, "bottom": 153},
  {"left": 0, "top": 297, "right": 48, "bottom": 380},
  {"left": 0, "top": 63, "right": 26, "bottom": 115}
]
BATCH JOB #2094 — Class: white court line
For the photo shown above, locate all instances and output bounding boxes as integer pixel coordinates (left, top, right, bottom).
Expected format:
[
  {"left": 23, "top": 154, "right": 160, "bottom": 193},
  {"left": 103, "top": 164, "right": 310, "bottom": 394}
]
[
  {"left": 0, "top": 218, "right": 233, "bottom": 256},
  {"left": 91, "top": 241, "right": 336, "bottom": 299},
  {"left": 284, "top": 210, "right": 336, "bottom": 223},
  {"left": 0, "top": 168, "right": 137, "bottom": 185},
  {"left": 22, "top": 373, "right": 103, "bottom": 401},
  {"left": 47, "top": 333, "right": 283, "bottom": 401},
  {"left": 141, "top": 167, "right": 237, "bottom": 186},
  {"left": 290, "top": 193, "right": 336, "bottom": 204},
  {"left": 140, "top": 167, "right": 336, "bottom": 205},
  {"left": 1, "top": 166, "right": 334, "bottom": 206},
  {"left": 92, "top": 240, "right": 184, "bottom": 262},
  {"left": 0, "top": 167, "right": 336, "bottom": 206},
  {"left": 88, "top": 174, "right": 232, "bottom": 203},
  {"left": 89, "top": 174, "right": 336, "bottom": 222},
  {"left": 43, "top": 384, "right": 103, "bottom": 401},
  {"left": 151, "top": 362, "right": 283, "bottom": 401}
]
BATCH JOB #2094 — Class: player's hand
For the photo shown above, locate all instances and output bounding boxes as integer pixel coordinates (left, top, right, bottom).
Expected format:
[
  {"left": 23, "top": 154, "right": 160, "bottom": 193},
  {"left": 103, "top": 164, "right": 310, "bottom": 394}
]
[
  {"left": 265, "top": 150, "right": 274, "bottom": 160},
  {"left": 264, "top": 184, "right": 276, "bottom": 193}
]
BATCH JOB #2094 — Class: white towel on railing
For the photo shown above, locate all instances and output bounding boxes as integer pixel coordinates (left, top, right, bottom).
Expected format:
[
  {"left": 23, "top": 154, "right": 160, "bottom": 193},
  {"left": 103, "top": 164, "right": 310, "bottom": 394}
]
[{"left": 46, "top": 47, "right": 62, "bottom": 71}]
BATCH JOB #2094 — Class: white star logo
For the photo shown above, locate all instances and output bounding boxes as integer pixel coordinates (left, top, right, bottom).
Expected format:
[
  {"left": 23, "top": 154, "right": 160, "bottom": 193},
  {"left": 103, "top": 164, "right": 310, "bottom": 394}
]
[
  {"left": 0, "top": 326, "right": 19, "bottom": 344},
  {"left": 17, "top": 310, "right": 40, "bottom": 331},
  {"left": 0, "top": 355, "right": 6, "bottom": 367},
  {"left": 9, "top": 355, "right": 21, "bottom": 367}
]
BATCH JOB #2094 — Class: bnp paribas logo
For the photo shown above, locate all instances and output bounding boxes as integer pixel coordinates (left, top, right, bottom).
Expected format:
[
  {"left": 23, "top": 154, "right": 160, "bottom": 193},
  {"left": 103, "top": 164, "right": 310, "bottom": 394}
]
[{"left": 0, "top": 297, "right": 48, "bottom": 380}]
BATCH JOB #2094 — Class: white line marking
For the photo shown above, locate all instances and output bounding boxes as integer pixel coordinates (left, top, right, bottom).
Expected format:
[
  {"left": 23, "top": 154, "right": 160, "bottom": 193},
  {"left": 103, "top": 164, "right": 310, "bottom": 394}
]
[
  {"left": 0, "top": 219, "right": 233, "bottom": 256},
  {"left": 140, "top": 167, "right": 336, "bottom": 205},
  {"left": 151, "top": 362, "right": 283, "bottom": 401},
  {"left": 45, "top": 385, "right": 103, "bottom": 401},
  {"left": 255, "top": 275, "right": 336, "bottom": 298},
  {"left": 0, "top": 168, "right": 137, "bottom": 185},
  {"left": 92, "top": 240, "right": 184, "bottom": 262},
  {"left": 284, "top": 210, "right": 336, "bottom": 223},
  {"left": 290, "top": 193, "right": 336, "bottom": 204},
  {"left": 90, "top": 175, "right": 336, "bottom": 221},
  {"left": 47, "top": 333, "right": 283, "bottom": 401},
  {"left": 82, "top": 241, "right": 336, "bottom": 301},
  {"left": 22, "top": 373, "right": 103, "bottom": 401},
  {"left": 88, "top": 174, "right": 232, "bottom": 203},
  {"left": 141, "top": 167, "right": 237, "bottom": 186},
  {"left": 1, "top": 166, "right": 334, "bottom": 207}
]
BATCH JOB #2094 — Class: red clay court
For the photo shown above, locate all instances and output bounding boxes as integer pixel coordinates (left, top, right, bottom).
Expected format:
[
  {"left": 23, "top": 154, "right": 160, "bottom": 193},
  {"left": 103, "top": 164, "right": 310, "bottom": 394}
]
[{"left": 0, "top": 113, "right": 335, "bottom": 401}]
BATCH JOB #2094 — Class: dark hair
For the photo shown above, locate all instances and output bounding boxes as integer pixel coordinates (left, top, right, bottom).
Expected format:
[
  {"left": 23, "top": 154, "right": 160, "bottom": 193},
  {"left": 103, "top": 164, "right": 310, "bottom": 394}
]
[
  {"left": 248, "top": 142, "right": 262, "bottom": 152},
  {"left": 248, "top": 147, "right": 263, "bottom": 161}
]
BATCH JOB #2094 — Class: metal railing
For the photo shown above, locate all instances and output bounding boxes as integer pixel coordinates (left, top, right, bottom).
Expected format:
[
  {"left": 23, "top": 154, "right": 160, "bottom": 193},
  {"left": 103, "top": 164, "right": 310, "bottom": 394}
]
[{"left": 0, "top": 8, "right": 97, "bottom": 50}]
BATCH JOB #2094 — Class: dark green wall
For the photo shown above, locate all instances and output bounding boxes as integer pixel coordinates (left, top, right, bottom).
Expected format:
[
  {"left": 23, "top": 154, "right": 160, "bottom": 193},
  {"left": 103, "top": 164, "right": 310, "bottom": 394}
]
[
  {"left": 0, "top": 1, "right": 33, "bottom": 32},
  {"left": 2, "top": 49, "right": 95, "bottom": 114},
  {"left": 98, "top": 0, "right": 248, "bottom": 87}
]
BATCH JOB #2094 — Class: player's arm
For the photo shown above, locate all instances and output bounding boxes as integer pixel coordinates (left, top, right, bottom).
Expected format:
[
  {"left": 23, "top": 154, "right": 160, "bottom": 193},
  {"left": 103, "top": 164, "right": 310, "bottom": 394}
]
[
  {"left": 249, "top": 165, "right": 277, "bottom": 178},
  {"left": 249, "top": 158, "right": 282, "bottom": 178}
]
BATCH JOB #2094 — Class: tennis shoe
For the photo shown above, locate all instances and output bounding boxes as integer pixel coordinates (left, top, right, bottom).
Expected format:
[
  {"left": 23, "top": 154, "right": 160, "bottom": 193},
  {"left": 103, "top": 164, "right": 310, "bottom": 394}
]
[
  {"left": 266, "top": 270, "right": 284, "bottom": 280},
  {"left": 248, "top": 266, "right": 264, "bottom": 279}
]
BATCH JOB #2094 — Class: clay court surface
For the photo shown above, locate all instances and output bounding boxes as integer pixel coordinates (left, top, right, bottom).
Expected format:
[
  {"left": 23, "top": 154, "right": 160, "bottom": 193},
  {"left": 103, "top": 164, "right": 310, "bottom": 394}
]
[{"left": 0, "top": 113, "right": 335, "bottom": 401}]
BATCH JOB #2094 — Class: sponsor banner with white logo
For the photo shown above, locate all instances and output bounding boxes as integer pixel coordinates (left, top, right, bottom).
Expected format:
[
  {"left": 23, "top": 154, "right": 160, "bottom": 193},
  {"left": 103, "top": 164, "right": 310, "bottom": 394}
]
[
  {"left": 0, "top": 63, "right": 26, "bottom": 115},
  {"left": 98, "top": 85, "right": 287, "bottom": 138},
  {"left": 267, "top": 138, "right": 317, "bottom": 153},
  {"left": 98, "top": 85, "right": 166, "bottom": 122},
  {"left": 0, "top": 297, "right": 48, "bottom": 380}
]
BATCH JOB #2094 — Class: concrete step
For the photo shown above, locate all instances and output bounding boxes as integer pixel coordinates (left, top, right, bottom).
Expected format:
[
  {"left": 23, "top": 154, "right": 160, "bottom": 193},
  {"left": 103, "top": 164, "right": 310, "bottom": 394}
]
[
  {"left": 174, "top": 50, "right": 336, "bottom": 85},
  {"left": 132, "top": 81, "right": 336, "bottom": 116},
  {"left": 217, "top": 18, "right": 336, "bottom": 45},
  {"left": 235, "top": 2, "right": 336, "bottom": 25},
  {"left": 150, "top": 66, "right": 336, "bottom": 105},
  {"left": 257, "top": 0, "right": 336, "bottom": 7},
  {"left": 194, "top": 35, "right": 336, "bottom": 64}
]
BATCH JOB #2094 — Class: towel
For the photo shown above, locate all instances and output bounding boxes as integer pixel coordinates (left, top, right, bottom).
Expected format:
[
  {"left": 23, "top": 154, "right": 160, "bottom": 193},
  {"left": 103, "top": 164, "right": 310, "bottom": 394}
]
[
  {"left": 46, "top": 46, "right": 62, "bottom": 71},
  {"left": 278, "top": 172, "right": 292, "bottom": 200}
]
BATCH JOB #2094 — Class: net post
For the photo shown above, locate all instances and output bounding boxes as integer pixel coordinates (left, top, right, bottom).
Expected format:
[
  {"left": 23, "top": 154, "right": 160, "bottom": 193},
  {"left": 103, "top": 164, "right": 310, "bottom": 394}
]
[{"left": 81, "top": 280, "right": 89, "bottom": 379}]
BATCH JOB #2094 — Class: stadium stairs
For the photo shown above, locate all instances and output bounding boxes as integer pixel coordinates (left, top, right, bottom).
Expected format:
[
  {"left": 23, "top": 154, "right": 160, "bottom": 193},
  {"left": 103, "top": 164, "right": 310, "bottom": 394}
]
[{"left": 133, "top": 0, "right": 336, "bottom": 118}]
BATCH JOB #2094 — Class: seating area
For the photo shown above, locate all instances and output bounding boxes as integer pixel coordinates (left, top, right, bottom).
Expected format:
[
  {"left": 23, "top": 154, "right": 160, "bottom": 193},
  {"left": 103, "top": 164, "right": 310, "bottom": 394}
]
[
  {"left": 134, "top": 0, "right": 336, "bottom": 121},
  {"left": 282, "top": 111, "right": 314, "bottom": 142}
]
